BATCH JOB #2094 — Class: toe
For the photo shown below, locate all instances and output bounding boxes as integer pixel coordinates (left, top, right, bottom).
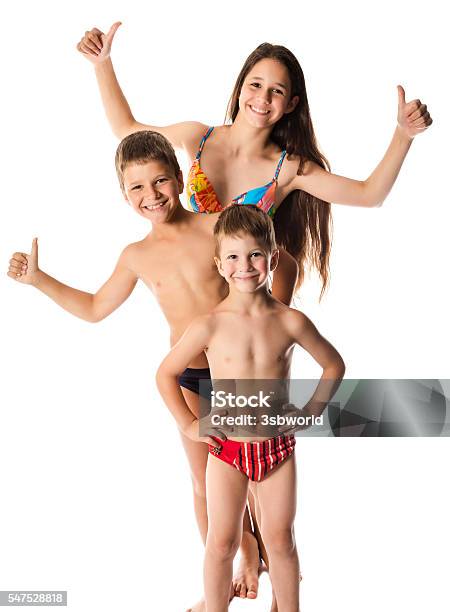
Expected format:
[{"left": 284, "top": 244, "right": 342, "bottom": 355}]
[{"left": 247, "top": 585, "right": 258, "bottom": 599}]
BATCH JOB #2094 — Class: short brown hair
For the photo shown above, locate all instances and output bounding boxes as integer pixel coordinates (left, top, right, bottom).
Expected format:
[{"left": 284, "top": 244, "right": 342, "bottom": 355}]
[
  {"left": 214, "top": 205, "right": 277, "bottom": 256},
  {"left": 115, "top": 131, "right": 181, "bottom": 191}
]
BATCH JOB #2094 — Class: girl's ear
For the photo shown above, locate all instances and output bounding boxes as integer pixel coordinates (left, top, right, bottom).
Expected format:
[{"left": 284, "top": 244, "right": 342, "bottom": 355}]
[
  {"left": 270, "top": 249, "right": 279, "bottom": 272},
  {"left": 285, "top": 95, "right": 299, "bottom": 114}
]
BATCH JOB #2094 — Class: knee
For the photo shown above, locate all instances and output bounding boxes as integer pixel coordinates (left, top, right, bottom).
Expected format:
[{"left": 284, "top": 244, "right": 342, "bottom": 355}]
[
  {"left": 190, "top": 473, "right": 207, "bottom": 500},
  {"left": 207, "top": 532, "right": 241, "bottom": 561},
  {"left": 262, "top": 527, "right": 296, "bottom": 556}
]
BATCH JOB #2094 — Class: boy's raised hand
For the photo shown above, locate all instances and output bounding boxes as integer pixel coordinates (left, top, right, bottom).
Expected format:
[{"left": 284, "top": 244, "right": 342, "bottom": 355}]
[
  {"left": 76, "top": 22, "right": 122, "bottom": 64},
  {"left": 8, "top": 238, "right": 39, "bottom": 285},
  {"left": 397, "top": 85, "right": 433, "bottom": 139}
]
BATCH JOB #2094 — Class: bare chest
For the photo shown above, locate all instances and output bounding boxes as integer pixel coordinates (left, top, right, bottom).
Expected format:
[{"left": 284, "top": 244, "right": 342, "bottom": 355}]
[
  {"left": 207, "top": 317, "right": 294, "bottom": 376},
  {"left": 134, "top": 233, "right": 222, "bottom": 300}
]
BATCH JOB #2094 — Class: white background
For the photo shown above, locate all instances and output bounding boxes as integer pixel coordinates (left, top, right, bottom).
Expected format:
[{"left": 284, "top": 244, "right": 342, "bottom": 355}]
[{"left": 1, "top": 1, "right": 449, "bottom": 610}]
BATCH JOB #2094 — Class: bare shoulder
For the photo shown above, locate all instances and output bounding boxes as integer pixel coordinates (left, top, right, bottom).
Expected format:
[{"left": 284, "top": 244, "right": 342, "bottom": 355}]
[
  {"left": 281, "top": 307, "right": 314, "bottom": 334},
  {"left": 185, "top": 312, "right": 217, "bottom": 343},
  {"left": 119, "top": 235, "right": 154, "bottom": 266}
]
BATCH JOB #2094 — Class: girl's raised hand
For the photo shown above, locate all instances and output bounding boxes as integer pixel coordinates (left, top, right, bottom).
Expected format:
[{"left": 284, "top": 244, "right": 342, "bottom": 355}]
[
  {"left": 397, "top": 85, "right": 433, "bottom": 139},
  {"left": 8, "top": 238, "right": 40, "bottom": 285},
  {"left": 76, "top": 22, "right": 122, "bottom": 64}
]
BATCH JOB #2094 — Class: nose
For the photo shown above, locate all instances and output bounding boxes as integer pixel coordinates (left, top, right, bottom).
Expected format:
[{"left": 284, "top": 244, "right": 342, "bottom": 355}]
[
  {"left": 143, "top": 183, "right": 162, "bottom": 200},
  {"left": 257, "top": 88, "right": 271, "bottom": 104},
  {"left": 239, "top": 256, "right": 254, "bottom": 271}
]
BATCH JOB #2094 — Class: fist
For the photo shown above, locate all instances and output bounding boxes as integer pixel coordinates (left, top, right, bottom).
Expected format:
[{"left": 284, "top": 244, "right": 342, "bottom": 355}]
[
  {"left": 76, "top": 22, "right": 122, "bottom": 64},
  {"left": 8, "top": 238, "right": 39, "bottom": 285},
  {"left": 397, "top": 85, "right": 433, "bottom": 139}
]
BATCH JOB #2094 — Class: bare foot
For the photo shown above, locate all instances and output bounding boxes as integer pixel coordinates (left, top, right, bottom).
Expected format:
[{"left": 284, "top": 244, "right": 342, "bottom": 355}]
[{"left": 232, "top": 531, "right": 262, "bottom": 599}]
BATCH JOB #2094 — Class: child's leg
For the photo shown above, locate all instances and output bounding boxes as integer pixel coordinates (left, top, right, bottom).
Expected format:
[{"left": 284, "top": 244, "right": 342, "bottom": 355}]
[
  {"left": 179, "top": 427, "right": 209, "bottom": 542},
  {"left": 181, "top": 387, "right": 260, "bottom": 582},
  {"left": 231, "top": 496, "right": 261, "bottom": 599},
  {"left": 257, "top": 455, "right": 300, "bottom": 612},
  {"left": 204, "top": 454, "right": 249, "bottom": 612}
]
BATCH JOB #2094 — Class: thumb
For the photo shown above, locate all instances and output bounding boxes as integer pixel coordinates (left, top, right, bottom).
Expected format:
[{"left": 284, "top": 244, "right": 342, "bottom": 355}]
[
  {"left": 106, "top": 21, "right": 122, "bottom": 43},
  {"left": 31, "top": 237, "right": 38, "bottom": 261},
  {"left": 397, "top": 84, "right": 406, "bottom": 106}
]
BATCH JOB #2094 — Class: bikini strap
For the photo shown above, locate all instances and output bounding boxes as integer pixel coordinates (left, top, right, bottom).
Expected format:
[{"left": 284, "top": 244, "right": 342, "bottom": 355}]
[
  {"left": 273, "top": 150, "right": 287, "bottom": 180},
  {"left": 195, "top": 126, "right": 215, "bottom": 160}
]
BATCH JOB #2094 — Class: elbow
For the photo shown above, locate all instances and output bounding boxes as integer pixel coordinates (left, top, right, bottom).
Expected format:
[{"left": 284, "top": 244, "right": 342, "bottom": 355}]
[
  {"left": 155, "top": 364, "right": 166, "bottom": 391},
  {"left": 361, "top": 181, "right": 385, "bottom": 208},
  {"left": 85, "top": 314, "right": 102, "bottom": 323},
  {"left": 336, "top": 357, "right": 346, "bottom": 379},
  {"left": 330, "top": 356, "right": 346, "bottom": 380},
  {"left": 85, "top": 308, "right": 106, "bottom": 324},
  {"left": 363, "top": 194, "right": 384, "bottom": 209}
]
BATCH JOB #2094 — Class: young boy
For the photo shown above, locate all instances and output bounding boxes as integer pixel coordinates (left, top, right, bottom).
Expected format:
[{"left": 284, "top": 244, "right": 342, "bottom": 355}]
[
  {"left": 156, "top": 205, "right": 345, "bottom": 612},
  {"left": 7, "top": 131, "right": 299, "bottom": 610}
]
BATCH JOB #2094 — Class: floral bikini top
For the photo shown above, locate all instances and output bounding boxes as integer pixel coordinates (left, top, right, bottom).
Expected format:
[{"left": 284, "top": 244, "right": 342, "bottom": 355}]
[{"left": 186, "top": 126, "right": 287, "bottom": 218}]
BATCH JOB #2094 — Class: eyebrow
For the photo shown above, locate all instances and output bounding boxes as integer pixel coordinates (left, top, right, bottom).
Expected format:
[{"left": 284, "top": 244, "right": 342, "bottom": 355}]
[
  {"left": 250, "top": 76, "right": 288, "bottom": 90},
  {"left": 126, "top": 174, "right": 168, "bottom": 187},
  {"left": 223, "top": 247, "right": 264, "bottom": 256}
]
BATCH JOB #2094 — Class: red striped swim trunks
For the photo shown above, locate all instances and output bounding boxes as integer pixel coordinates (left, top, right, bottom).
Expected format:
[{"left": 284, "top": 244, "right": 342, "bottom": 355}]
[{"left": 208, "top": 434, "right": 296, "bottom": 482}]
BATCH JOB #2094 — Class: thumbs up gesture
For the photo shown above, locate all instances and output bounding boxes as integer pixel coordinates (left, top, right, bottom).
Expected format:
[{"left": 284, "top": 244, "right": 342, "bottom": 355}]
[
  {"left": 76, "top": 22, "right": 122, "bottom": 64},
  {"left": 397, "top": 85, "right": 433, "bottom": 139},
  {"left": 8, "top": 238, "right": 40, "bottom": 285}
]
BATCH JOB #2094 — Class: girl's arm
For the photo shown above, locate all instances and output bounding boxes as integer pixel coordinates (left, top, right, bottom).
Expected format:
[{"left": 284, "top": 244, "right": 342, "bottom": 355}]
[
  {"left": 272, "top": 248, "right": 299, "bottom": 306},
  {"left": 8, "top": 239, "right": 138, "bottom": 322},
  {"left": 156, "top": 317, "right": 224, "bottom": 447},
  {"left": 289, "top": 86, "right": 432, "bottom": 207},
  {"left": 76, "top": 24, "right": 207, "bottom": 148}
]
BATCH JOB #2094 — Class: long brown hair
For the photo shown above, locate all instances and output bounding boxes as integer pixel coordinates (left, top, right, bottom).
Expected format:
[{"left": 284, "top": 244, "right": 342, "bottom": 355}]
[{"left": 226, "top": 43, "right": 332, "bottom": 296}]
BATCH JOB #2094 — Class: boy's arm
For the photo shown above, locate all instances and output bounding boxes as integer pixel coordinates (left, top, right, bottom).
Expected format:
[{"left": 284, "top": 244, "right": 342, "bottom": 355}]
[
  {"left": 8, "top": 238, "right": 138, "bottom": 322},
  {"left": 156, "top": 317, "right": 224, "bottom": 447},
  {"left": 290, "top": 86, "right": 432, "bottom": 207},
  {"left": 76, "top": 24, "right": 207, "bottom": 148},
  {"left": 285, "top": 311, "right": 346, "bottom": 426}
]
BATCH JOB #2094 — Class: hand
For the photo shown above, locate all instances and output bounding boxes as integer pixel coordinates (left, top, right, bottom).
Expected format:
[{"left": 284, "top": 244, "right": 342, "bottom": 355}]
[
  {"left": 183, "top": 418, "right": 227, "bottom": 448},
  {"left": 277, "top": 403, "right": 311, "bottom": 435},
  {"left": 7, "top": 238, "right": 40, "bottom": 285},
  {"left": 397, "top": 85, "right": 433, "bottom": 139},
  {"left": 76, "top": 22, "right": 122, "bottom": 65}
]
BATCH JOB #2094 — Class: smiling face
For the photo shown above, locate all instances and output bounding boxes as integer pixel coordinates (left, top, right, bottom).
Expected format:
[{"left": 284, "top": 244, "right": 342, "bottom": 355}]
[
  {"left": 238, "top": 58, "right": 299, "bottom": 127},
  {"left": 215, "top": 232, "right": 279, "bottom": 293},
  {"left": 122, "top": 160, "right": 184, "bottom": 224}
]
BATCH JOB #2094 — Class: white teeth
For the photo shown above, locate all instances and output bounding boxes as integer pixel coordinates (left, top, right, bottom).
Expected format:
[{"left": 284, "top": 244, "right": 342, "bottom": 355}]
[
  {"left": 143, "top": 202, "right": 165, "bottom": 211},
  {"left": 250, "top": 106, "right": 269, "bottom": 115}
]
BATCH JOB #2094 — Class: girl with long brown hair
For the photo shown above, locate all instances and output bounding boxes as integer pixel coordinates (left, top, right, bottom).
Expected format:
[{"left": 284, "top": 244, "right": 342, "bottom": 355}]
[{"left": 77, "top": 23, "right": 431, "bottom": 302}]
